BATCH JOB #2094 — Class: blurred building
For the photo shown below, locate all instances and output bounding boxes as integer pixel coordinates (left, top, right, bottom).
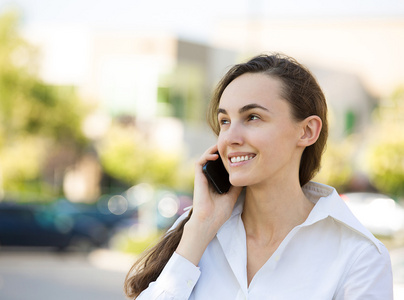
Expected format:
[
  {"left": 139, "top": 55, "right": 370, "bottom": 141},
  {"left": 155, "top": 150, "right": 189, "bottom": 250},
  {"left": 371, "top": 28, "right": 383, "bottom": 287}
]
[
  {"left": 212, "top": 17, "right": 404, "bottom": 97},
  {"left": 82, "top": 31, "right": 238, "bottom": 156},
  {"left": 312, "top": 67, "right": 377, "bottom": 139}
]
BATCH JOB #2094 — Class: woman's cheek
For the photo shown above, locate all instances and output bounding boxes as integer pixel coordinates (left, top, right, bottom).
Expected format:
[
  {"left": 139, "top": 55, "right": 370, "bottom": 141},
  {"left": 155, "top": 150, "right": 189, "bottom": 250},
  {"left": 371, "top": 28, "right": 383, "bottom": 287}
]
[{"left": 217, "top": 133, "right": 226, "bottom": 155}]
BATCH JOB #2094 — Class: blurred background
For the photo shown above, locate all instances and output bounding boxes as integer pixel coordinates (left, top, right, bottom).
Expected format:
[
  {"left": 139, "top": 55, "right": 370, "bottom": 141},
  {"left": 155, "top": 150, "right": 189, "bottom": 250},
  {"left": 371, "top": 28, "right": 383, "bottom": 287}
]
[{"left": 0, "top": 0, "right": 403, "bottom": 299}]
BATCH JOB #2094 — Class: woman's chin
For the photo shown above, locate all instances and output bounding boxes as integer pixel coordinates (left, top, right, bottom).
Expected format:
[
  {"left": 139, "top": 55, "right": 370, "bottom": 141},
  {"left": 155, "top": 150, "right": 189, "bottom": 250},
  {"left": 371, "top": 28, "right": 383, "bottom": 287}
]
[{"left": 229, "top": 176, "right": 253, "bottom": 188}]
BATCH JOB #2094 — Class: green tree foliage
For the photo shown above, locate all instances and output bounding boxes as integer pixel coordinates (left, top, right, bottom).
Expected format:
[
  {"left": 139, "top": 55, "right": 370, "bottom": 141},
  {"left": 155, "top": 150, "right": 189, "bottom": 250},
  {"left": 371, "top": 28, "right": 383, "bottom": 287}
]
[
  {"left": 0, "top": 11, "right": 89, "bottom": 198},
  {"left": 98, "top": 121, "right": 194, "bottom": 191},
  {"left": 0, "top": 11, "right": 87, "bottom": 143},
  {"left": 314, "top": 137, "right": 355, "bottom": 191},
  {"left": 365, "top": 87, "right": 404, "bottom": 198}
]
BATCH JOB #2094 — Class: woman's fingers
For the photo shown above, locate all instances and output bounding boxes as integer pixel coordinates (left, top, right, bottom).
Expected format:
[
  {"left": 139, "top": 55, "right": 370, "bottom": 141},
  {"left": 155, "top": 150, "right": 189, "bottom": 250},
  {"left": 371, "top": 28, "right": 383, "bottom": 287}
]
[
  {"left": 194, "top": 145, "right": 219, "bottom": 190},
  {"left": 191, "top": 144, "right": 243, "bottom": 227},
  {"left": 196, "top": 144, "right": 219, "bottom": 166}
]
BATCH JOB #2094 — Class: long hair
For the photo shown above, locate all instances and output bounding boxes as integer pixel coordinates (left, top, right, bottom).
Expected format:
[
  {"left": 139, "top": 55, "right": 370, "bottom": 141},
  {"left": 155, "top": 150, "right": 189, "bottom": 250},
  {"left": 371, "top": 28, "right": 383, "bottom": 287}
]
[
  {"left": 124, "top": 53, "right": 328, "bottom": 298},
  {"left": 124, "top": 209, "right": 192, "bottom": 298}
]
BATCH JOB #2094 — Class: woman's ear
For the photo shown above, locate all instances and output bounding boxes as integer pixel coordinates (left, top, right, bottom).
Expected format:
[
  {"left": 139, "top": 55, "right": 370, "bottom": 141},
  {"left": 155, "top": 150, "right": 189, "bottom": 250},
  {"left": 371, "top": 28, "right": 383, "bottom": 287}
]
[{"left": 297, "top": 115, "right": 322, "bottom": 147}]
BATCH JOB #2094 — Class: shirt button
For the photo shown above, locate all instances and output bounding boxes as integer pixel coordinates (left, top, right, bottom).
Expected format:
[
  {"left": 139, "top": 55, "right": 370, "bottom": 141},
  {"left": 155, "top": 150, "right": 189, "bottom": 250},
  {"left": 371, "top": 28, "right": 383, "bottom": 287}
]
[
  {"left": 187, "top": 279, "right": 193, "bottom": 288},
  {"left": 275, "top": 255, "right": 280, "bottom": 261}
]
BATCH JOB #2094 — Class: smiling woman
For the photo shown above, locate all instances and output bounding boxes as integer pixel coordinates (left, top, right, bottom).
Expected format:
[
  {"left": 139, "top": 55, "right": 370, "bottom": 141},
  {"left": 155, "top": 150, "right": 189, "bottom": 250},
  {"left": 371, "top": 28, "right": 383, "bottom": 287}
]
[
  {"left": 215, "top": 72, "right": 323, "bottom": 190},
  {"left": 208, "top": 54, "right": 328, "bottom": 187},
  {"left": 124, "top": 53, "right": 393, "bottom": 300}
]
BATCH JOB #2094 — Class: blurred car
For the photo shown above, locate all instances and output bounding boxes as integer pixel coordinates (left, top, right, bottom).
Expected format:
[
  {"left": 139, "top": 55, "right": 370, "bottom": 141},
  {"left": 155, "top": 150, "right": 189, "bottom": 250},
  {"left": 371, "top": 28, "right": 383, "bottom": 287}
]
[
  {"left": 0, "top": 202, "right": 74, "bottom": 250},
  {"left": 0, "top": 200, "right": 138, "bottom": 251},
  {"left": 341, "top": 192, "right": 404, "bottom": 237}
]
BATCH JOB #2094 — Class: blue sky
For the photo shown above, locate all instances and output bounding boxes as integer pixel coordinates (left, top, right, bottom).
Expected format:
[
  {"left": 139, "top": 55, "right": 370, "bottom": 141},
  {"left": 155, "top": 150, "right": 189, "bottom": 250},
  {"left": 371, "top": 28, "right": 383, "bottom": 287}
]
[{"left": 1, "top": 0, "right": 404, "bottom": 42}]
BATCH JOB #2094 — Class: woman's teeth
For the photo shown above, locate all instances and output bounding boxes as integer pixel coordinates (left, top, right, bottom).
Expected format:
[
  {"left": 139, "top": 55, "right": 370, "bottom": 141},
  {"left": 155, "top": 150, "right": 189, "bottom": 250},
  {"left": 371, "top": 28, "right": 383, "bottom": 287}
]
[{"left": 230, "top": 155, "right": 253, "bottom": 163}]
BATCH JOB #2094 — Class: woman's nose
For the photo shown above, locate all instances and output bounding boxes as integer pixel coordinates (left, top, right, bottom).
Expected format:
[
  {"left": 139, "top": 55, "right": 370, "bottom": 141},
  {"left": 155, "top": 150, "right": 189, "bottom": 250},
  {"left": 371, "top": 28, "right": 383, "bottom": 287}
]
[{"left": 220, "top": 123, "right": 244, "bottom": 146}]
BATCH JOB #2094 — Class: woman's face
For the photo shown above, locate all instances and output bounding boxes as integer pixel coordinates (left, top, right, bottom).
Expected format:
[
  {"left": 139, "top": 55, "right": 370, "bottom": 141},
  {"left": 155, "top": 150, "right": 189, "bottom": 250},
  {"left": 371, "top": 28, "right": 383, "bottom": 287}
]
[{"left": 217, "top": 72, "right": 305, "bottom": 188}]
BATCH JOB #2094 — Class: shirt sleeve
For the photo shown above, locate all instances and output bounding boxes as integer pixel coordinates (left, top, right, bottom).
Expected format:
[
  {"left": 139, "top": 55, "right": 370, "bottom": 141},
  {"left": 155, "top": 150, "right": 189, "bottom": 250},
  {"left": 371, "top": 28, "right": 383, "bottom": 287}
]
[
  {"left": 334, "top": 242, "right": 393, "bottom": 300},
  {"left": 135, "top": 252, "right": 201, "bottom": 300}
]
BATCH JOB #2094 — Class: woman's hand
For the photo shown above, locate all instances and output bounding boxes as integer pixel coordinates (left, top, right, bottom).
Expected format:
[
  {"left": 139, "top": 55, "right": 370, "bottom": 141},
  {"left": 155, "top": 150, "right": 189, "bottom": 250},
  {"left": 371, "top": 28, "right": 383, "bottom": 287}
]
[
  {"left": 176, "top": 145, "right": 242, "bottom": 266},
  {"left": 192, "top": 144, "right": 242, "bottom": 231}
]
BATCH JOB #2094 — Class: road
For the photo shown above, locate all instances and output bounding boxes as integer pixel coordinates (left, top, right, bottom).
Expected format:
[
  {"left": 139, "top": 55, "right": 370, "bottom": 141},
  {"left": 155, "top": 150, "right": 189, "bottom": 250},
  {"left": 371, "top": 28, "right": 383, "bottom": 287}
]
[
  {"left": 0, "top": 247, "right": 403, "bottom": 299},
  {"left": 0, "top": 248, "right": 135, "bottom": 300}
]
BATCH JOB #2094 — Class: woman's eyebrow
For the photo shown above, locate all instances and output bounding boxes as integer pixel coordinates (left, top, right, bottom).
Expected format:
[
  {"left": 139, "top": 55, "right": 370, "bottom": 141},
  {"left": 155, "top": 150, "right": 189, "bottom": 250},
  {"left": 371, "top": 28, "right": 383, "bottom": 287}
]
[
  {"left": 217, "top": 103, "right": 270, "bottom": 115},
  {"left": 239, "top": 103, "right": 269, "bottom": 114},
  {"left": 217, "top": 108, "right": 227, "bottom": 115}
]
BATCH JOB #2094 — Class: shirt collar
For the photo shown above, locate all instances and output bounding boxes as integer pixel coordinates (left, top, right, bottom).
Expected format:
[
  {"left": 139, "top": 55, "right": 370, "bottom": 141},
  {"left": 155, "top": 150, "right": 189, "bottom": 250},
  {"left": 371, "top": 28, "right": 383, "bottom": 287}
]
[
  {"left": 221, "top": 181, "right": 382, "bottom": 253},
  {"left": 302, "top": 181, "right": 382, "bottom": 253}
]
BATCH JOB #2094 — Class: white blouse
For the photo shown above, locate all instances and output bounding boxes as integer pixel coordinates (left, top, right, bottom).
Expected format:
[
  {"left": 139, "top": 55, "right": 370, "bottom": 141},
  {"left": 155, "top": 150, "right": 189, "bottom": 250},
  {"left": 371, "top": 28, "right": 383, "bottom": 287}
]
[{"left": 136, "top": 182, "right": 393, "bottom": 299}]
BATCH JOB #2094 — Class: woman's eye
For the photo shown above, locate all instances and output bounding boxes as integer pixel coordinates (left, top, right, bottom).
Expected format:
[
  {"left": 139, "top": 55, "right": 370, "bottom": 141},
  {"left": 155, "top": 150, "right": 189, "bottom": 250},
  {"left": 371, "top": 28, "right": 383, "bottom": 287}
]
[
  {"left": 219, "top": 119, "right": 230, "bottom": 126},
  {"left": 248, "top": 114, "right": 260, "bottom": 121}
]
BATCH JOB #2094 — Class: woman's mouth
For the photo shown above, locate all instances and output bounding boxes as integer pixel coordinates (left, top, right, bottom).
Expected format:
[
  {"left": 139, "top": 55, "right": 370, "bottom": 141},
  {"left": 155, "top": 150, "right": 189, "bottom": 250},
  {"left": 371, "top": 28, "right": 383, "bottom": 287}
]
[{"left": 229, "top": 154, "right": 255, "bottom": 163}]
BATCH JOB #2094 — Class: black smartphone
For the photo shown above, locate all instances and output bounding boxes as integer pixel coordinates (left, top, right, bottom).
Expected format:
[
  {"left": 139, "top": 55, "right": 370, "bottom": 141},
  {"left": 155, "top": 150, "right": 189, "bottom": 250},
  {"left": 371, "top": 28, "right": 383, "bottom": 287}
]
[{"left": 202, "top": 152, "right": 231, "bottom": 194}]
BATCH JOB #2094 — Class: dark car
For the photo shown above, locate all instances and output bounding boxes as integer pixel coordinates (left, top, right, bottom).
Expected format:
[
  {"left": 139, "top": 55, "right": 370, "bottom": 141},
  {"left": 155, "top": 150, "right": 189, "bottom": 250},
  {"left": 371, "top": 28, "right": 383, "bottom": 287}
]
[{"left": 0, "top": 200, "right": 138, "bottom": 251}]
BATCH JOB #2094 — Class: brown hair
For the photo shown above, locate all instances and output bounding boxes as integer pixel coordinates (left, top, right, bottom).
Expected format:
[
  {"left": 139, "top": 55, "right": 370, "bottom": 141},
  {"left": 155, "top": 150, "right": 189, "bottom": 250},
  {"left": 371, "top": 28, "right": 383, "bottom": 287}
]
[
  {"left": 124, "top": 53, "right": 328, "bottom": 298},
  {"left": 124, "top": 210, "right": 192, "bottom": 298}
]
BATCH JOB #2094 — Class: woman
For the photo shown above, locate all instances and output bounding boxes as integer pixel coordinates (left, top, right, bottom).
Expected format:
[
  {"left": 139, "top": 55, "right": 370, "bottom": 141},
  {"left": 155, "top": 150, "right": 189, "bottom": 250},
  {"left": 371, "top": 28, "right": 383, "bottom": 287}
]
[{"left": 124, "top": 53, "right": 393, "bottom": 299}]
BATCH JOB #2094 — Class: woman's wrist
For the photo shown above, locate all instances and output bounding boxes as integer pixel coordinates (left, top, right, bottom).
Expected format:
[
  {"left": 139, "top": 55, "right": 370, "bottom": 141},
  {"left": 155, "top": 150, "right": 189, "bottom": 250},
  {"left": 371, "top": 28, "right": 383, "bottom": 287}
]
[{"left": 175, "top": 218, "right": 218, "bottom": 266}]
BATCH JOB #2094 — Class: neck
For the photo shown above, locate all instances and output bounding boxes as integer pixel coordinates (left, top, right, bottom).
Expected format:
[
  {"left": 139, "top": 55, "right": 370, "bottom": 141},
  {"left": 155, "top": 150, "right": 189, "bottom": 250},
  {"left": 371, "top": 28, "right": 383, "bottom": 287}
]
[{"left": 241, "top": 179, "right": 314, "bottom": 243}]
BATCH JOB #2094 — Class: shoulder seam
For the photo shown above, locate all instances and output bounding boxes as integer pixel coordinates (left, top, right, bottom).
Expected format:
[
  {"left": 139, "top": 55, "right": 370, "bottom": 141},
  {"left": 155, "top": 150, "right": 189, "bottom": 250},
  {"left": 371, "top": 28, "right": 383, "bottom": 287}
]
[{"left": 331, "top": 217, "right": 382, "bottom": 253}]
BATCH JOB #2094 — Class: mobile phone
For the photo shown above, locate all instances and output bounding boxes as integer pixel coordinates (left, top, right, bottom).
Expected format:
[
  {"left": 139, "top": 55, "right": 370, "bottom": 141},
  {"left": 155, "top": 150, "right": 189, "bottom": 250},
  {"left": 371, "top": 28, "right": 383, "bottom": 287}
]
[{"left": 202, "top": 152, "right": 231, "bottom": 194}]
